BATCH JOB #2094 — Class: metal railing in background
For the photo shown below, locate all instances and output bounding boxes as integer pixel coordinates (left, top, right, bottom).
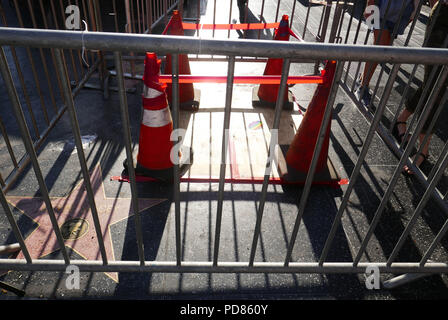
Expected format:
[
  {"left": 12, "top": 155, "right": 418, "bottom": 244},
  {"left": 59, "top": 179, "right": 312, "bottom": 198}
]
[
  {"left": 0, "top": 0, "right": 182, "bottom": 194},
  {"left": 0, "top": 0, "right": 103, "bottom": 193},
  {"left": 331, "top": 0, "right": 448, "bottom": 216},
  {"left": 0, "top": 27, "right": 448, "bottom": 286}
]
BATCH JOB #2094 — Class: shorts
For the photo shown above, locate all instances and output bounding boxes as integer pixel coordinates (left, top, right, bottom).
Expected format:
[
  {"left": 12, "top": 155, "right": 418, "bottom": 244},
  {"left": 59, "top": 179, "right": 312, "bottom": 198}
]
[{"left": 375, "top": 0, "right": 415, "bottom": 36}]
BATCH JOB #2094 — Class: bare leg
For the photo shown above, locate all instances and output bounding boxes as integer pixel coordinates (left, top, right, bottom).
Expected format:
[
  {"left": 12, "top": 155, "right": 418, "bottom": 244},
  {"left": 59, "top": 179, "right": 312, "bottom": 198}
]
[
  {"left": 404, "top": 133, "right": 432, "bottom": 174},
  {"left": 396, "top": 108, "right": 414, "bottom": 137},
  {"left": 360, "top": 29, "right": 393, "bottom": 87}
]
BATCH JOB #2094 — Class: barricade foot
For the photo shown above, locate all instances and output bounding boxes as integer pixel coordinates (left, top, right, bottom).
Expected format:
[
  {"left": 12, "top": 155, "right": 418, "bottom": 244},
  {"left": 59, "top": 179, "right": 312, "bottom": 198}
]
[
  {"left": 174, "top": 87, "right": 201, "bottom": 111},
  {"left": 277, "top": 144, "right": 340, "bottom": 184},
  {"left": 252, "top": 85, "right": 294, "bottom": 110}
]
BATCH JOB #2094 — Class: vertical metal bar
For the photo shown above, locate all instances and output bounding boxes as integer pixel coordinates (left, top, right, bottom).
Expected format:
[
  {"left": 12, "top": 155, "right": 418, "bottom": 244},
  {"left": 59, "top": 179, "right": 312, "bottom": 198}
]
[
  {"left": 93, "top": 0, "right": 103, "bottom": 32},
  {"left": 302, "top": 0, "right": 311, "bottom": 39},
  {"left": 38, "top": 0, "right": 66, "bottom": 105},
  {"left": 212, "top": 0, "right": 217, "bottom": 38},
  {"left": 26, "top": 0, "right": 58, "bottom": 114},
  {"left": 290, "top": 0, "right": 297, "bottom": 26},
  {"left": 137, "top": 0, "right": 142, "bottom": 33},
  {"left": 228, "top": 0, "right": 234, "bottom": 39},
  {"left": 141, "top": 0, "right": 146, "bottom": 32},
  {"left": 353, "top": 65, "right": 448, "bottom": 266},
  {"left": 197, "top": 0, "right": 201, "bottom": 37},
  {"left": 114, "top": 51, "right": 145, "bottom": 265},
  {"left": 284, "top": 61, "right": 344, "bottom": 266},
  {"left": 343, "top": 0, "right": 355, "bottom": 44},
  {"left": 249, "top": 59, "right": 291, "bottom": 266},
  {"left": 334, "top": 0, "right": 348, "bottom": 43},
  {"left": 316, "top": 3, "right": 326, "bottom": 39},
  {"left": 171, "top": 54, "right": 182, "bottom": 266},
  {"left": 130, "top": 0, "right": 136, "bottom": 33},
  {"left": 81, "top": 0, "right": 94, "bottom": 65},
  {"left": 387, "top": 145, "right": 448, "bottom": 266},
  {"left": 0, "top": 46, "right": 70, "bottom": 265},
  {"left": 113, "top": 0, "right": 120, "bottom": 32},
  {"left": 257, "top": 0, "right": 266, "bottom": 39},
  {"left": 242, "top": 0, "right": 249, "bottom": 39},
  {"left": 12, "top": 0, "right": 50, "bottom": 126},
  {"left": 91, "top": 0, "right": 106, "bottom": 84},
  {"left": 0, "top": 187, "right": 32, "bottom": 263},
  {"left": 320, "top": 63, "right": 404, "bottom": 265},
  {"left": 54, "top": 49, "right": 108, "bottom": 265},
  {"left": 178, "top": 0, "right": 184, "bottom": 17},
  {"left": 328, "top": 0, "right": 346, "bottom": 43},
  {"left": 124, "top": 0, "right": 136, "bottom": 76},
  {"left": 58, "top": 0, "right": 80, "bottom": 84},
  {"left": 0, "top": 116, "right": 18, "bottom": 168},
  {"left": 343, "top": 0, "right": 364, "bottom": 84},
  {"left": 350, "top": 29, "right": 371, "bottom": 92},
  {"left": 314, "top": 1, "right": 332, "bottom": 73},
  {"left": 213, "top": 56, "right": 236, "bottom": 266},
  {"left": 77, "top": 0, "right": 89, "bottom": 64},
  {"left": 147, "top": 0, "right": 154, "bottom": 33},
  {"left": 403, "top": 0, "right": 424, "bottom": 47},
  {"left": 275, "top": 0, "right": 281, "bottom": 22},
  {"left": 73, "top": 0, "right": 86, "bottom": 73},
  {"left": 318, "top": 0, "right": 332, "bottom": 43}
]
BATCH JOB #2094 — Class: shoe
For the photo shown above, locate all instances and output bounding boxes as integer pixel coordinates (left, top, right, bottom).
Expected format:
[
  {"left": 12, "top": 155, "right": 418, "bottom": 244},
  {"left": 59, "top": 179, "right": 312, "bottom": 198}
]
[
  {"left": 403, "top": 152, "right": 429, "bottom": 176},
  {"left": 354, "top": 81, "right": 371, "bottom": 106}
]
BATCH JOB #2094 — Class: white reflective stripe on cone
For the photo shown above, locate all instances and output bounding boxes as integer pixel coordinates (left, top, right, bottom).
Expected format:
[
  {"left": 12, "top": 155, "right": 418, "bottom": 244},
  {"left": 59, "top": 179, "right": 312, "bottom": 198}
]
[
  {"left": 142, "top": 107, "right": 172, "bottom": 128},
  {"left": 143, "top": 85, "right": 163, "bottom": 99}
]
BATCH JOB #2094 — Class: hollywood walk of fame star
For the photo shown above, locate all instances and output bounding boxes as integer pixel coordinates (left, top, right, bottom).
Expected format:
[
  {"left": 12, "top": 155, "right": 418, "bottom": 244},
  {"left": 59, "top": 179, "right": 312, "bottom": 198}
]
[{"left": 6, "top": 165, "right": 166, "bottom": 282}]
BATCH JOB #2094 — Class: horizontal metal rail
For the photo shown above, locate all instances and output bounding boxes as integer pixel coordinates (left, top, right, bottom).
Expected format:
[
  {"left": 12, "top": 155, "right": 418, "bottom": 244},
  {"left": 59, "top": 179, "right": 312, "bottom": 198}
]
[
  {"left": 156, "top": 75, "right": 324, "bottom": 84},
  {"left": 0, "top": 260, "right": 447, "bottom": 274},
  {"left": 1, "top": 27, "right": 448, "bottom": 64}
]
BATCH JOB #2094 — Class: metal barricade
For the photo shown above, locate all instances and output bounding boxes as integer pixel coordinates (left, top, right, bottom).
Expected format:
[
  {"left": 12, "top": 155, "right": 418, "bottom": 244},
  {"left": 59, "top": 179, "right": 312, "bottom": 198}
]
[
  {"left": 0, "top": 0, "right": 104, "bottom": 194},
  {"left": 0, "top": 23, "right": 448, "bottom": 288}
]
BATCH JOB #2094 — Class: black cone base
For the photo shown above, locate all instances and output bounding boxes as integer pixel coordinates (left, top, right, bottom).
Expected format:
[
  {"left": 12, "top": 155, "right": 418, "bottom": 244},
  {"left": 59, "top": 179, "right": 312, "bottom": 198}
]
[{"left": 123, "top": 146, "right": 193, "bottom": 183}]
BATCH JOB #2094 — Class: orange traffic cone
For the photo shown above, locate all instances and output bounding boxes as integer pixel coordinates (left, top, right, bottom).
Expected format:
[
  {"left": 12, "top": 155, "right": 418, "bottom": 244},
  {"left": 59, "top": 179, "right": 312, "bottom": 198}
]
[
  {"left": 123, "top": 52, "right": 193, "bottom": 182},
  {"left": 163, "top": 10, "right": 200, "bottom": 111},
  {"left": 278, "top": 60, "right": 340, "bottom": 183},
  {"left": 253, "top": 15, "right": 294, "bottom": 110}
]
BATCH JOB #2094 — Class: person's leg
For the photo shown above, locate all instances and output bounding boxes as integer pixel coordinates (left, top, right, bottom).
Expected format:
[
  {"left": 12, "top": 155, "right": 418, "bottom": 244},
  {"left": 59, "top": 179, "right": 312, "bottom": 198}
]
[
  {"left": 403, "top": 133, "right": 432, "bottom": 175},
  {"left": 393, "top": 85, "right": 421, "bottom": 142},
  {"left": 237, "top": 0, "right": 247, "bottom": 23},
  {"left": 360, "top": 28, "right": 393, "bottom": 87}
]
